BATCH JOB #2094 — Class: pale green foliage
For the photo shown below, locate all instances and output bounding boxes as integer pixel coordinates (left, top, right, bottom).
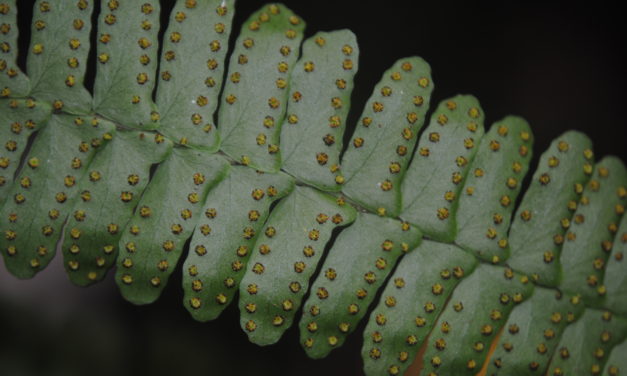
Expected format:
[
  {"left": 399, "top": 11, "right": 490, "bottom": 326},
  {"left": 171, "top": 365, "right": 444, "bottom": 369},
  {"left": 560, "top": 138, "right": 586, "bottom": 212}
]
[
  {"left": 508, "top": 131, "right": 594, "bottom": 286},
  {"left": 156, "top": 0, "right": 235, "bottom": 150},
  {"left": 361, "top": 240, "right": 477, "bottom": 376},
  {"left": 0, "top": 98, "right": 51, "bottom": 203},
  {"left": 454, "top": 116, "right": 533, "bottom": 263},
  {"left": 115, "top": 147, "right": 229, "bottom": 305},
  {"left": 487, "top": 287, "right": 584, "bottom": 375},
  {"left": 341, "top": 57, "right": 433, "bottom": 216},
  {"left": 0, "top": 114, "right": 114, "bottom": 278},
  {"left": 280, "top": 30, "right": 358, "bottom": 191},
  {"left": 0, "top": 1, "right": 626, "bottom": 375},
  {"left": 92, "top": 0, "right": 161, "bottom": 128},
  {"left": 299, "top": 212, "right": 421, "bottom": 359},
  {"left": 27, "top": 0, "right": 93, "bottom": 113},
  {"left": 401, "top": 95, "right": 485, "bottom": 242},
  {"left": 218, "top": 4, "right": 305, "bottom": 172},
  {"left": 61, "top": 130, "right": 172, "bottom": 286},
  {"left": 0, "top": 0, "right": 30, "bottom": 97},
  {"left": 182, "top": 166, "right": 294, "bottom": 321},
  {"left": 238, "top": 185, "right": 356, "bottom": 345}
]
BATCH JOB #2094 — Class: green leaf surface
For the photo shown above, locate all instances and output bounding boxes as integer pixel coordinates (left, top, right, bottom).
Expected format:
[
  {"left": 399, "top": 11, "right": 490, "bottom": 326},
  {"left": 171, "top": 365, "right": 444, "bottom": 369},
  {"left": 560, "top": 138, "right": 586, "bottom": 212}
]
[
  {"left": 0, "top": 113, "right": 115, "bottom": 278},
  {"left": 155, "top": 0, "right": 234, "bottom": 150},
  {"left": 218, "top": 3, "right": 305, "bottom": 172},
  {"left": 455, "top": 116, "right": 533, "bottom": 263},
  {"left": 604, "top": 210, "right": 627, "bottom": 315},
  {"left": 0, "top": 0, "right": 30, "bottom": 98},
  {"left": 547, "top": 309, "right": 627, "bottom": 376},
  {"left": 299, "top": 212, "right": 421, "bottom": 359},
  {"left": 401, "top": 95, "right": 485, "bottom": 242},
  {"left": 341, "top": 57, "right": 433, "bottom": 216},
  {"left": 0, "top": 98, "right": 51, "bottom": 205},
  {"left": 602, "top": 338, "right": 627, "bottom": 376},
  {"left": 560, "top": 156, "right": 627, "bottom": 306},
  {"left": 507, "top": 131, "right": 594, "bottom": 286},
  {"left": 114, "top": 147, "right": 228, "bottom": 305},
  {"left": 486, "top": 287, "right": 585, "bottom": 375},
  {"left": 26, "top": 0, "right": 93, "bottom": 114},
  {"left": 421, "top": 264, "right": 534, "bottom": 375},
  {"left": 280, "top": 30, "right": 358, "bottom": 191},
  {"left": 182, "top": 166, "right": 295, "bottom": 321},
  {"left": 238, "top": 185, "right": 356, "bottom": 346},
  {"left": 93, "top": 0, "right": 160, "bottom": 129},
  {"left": 361, "top": 240, "right": 477, "bottom": 376},
  {"left": 61, "top": 131, "right": 172, "bottom": 286}
]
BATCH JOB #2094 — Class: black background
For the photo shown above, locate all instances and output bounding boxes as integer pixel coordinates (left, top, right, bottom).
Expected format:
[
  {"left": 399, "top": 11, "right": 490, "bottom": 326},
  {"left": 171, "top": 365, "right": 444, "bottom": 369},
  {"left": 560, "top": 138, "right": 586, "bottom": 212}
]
[{"left": 1, "top": 1, "right": 626, "bottom": 375}]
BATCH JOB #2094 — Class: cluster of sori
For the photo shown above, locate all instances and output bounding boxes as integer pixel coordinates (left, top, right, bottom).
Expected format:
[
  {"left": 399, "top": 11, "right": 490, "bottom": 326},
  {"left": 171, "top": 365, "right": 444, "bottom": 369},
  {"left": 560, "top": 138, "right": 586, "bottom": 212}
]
[{"left": 1, "top": 1, "right": 626, "bottom": 375}]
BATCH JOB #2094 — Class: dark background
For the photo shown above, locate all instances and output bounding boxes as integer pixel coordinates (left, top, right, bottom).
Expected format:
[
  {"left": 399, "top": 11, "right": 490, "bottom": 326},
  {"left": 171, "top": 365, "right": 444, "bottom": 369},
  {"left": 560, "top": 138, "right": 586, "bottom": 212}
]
[{"left": 1, "top": 1, "right": 626, "bottom": 375}]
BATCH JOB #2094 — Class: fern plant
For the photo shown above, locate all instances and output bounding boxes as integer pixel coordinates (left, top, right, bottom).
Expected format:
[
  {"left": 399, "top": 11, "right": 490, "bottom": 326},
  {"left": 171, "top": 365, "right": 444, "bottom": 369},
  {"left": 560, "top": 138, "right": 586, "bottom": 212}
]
[{"left": 1, "top": 1, "right": 626, "bottom": 375}]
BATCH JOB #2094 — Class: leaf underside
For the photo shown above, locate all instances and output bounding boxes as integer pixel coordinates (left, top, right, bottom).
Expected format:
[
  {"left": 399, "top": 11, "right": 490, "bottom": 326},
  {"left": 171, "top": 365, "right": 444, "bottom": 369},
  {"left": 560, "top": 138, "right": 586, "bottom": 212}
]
[
  {"left": 92, "top": 0, "right": 161, "bottom": 129},
  {"left": 155, "top": 0, "right": 234, "bottom": 150},
  {"left": 238, "top": 185, "right": 356, "bottom": 346},
  {"left": 1, "top": 113, "right": 115, "bottom": 278},
  {"left": 61, "top": 130, "right": 173, "bottom": 286},
  {"left": 604, "top": 212, "right": 627, "bottom": 315},
  {"left": 218, "top": 3, "right": 305, "bottom": 172},
  {"left": 280, "top": 29, "right": 358, "bottom": 191},
  {"left": 487, "top": 286, "right": 585, "bottom": 375},
  {"left": 341, "top": 57, "right": 434, "bottom": 217},
  {"left": 603, "top": 338, "right": 627, "bottom": 376},
  {"left": 0, "top": 98, "right": 51, "bottom": 205},
  {"left": 400, "top": 95, "right": 485, "bottom": 242},
  {"left": 182, "top": 166, "right": 295, "bottom": 322},
  {"left": 0, "top": 1, "right": 626, "bottom": 374},
  {"left": 546, "top": 308, "right": 627, "bottom": 375},
  {"left": 559, "top": 156, "right": 627, "bottom": 306},
  {"left": 454, "top": 115, "right": 533, "bottom": 263},
  {"left": 298, "top": 212, "right": 422, "bottom": 359},
  {"left": 361, "top": 240, "right": 478, "bottom": 376},
  {"left": 0, "top": 0, "right": 31, "bottom": 97},
  {"left": 420, "top": 264, "right": 534, "bottom": 375},
  {"left": 27, "top": 0, "right": 93, "bottom": 114},
  {"left": 507, "top": 130, "right": 594, "bottom": 286},
  {"left": 115, "top": 147, "right": 229, "bottom": 305}
]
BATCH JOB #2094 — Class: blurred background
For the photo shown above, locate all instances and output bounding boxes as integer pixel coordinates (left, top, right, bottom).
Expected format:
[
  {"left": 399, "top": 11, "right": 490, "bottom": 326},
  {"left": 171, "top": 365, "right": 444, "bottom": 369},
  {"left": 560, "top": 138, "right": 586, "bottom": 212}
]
[{"left": 1, "top": 0, "right": 626, "bottom": 375}]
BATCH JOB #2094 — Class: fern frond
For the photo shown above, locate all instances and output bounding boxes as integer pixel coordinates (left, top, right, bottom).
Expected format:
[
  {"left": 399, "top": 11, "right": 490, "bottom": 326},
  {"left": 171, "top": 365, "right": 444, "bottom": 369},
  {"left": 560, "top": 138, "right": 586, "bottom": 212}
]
[
  {"left": 0, "top": 1, "right": 626, "bottom": 375},
  {"left": 1, "top": 114, "right": 114, "bottom": 278}
]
